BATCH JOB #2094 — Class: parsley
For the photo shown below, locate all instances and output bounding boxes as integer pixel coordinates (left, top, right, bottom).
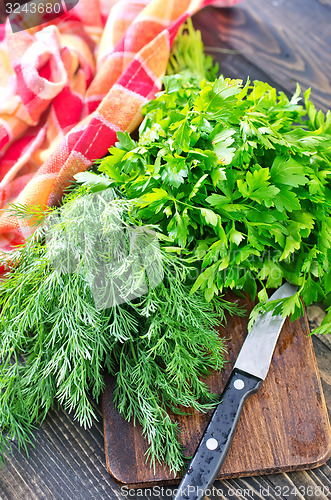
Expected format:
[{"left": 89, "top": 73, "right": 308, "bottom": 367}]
[{"left": 86, "top": 72, "right": 331, "bottom": 335}]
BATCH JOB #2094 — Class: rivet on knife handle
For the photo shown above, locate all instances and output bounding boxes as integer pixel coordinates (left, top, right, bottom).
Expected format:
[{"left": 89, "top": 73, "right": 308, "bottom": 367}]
[{"left": 173, "top": 369, "right": 262, "bottom": 500}]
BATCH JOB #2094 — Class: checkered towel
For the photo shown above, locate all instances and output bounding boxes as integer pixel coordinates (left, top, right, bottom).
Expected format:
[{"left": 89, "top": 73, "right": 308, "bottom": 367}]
[{"left": 0, "top": 0, "right": 238, "bottom": 251}]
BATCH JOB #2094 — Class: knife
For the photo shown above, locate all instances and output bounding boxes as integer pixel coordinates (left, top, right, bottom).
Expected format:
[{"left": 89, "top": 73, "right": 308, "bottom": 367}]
[{"left": 173, "top": 282, "right": 297, "bottom": 500}]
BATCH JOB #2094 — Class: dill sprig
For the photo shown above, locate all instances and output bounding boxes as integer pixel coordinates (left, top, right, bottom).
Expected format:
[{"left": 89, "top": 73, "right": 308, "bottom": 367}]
[
  {"left": 166, "top": 17, "right": 218, "bottom": 83},
  {"left": 5, "top": 203, "right": 56, "bottom": 226},
  {"left": 0, "top": 189, "right": 239, "bottom": 473}
]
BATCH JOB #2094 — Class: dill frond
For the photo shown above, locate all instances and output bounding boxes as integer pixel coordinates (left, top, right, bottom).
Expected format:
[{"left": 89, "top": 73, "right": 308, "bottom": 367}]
[{"left": 0, "top": 189, "right": 237, "bottom": 473}]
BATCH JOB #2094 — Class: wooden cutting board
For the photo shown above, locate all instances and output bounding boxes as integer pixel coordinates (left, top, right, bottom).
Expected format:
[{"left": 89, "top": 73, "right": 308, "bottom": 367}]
[{"left": 102, "top": 293, "right": 331, "bottom": 486}]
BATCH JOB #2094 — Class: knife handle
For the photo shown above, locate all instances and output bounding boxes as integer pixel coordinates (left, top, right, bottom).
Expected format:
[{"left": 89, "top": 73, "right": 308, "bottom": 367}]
[{"left": 173, "top": 369, "right": 263, "bottom": 500}]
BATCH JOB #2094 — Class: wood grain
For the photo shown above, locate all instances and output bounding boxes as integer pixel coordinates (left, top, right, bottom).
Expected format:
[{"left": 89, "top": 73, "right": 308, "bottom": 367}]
[
  {"left": 0, "top": 0, "right": 331, "bottom": 498},
  {"left": 193, "top": 0, "right": 331, "bottom": 111},
  {"left": 102, "top": 294, "right": 331, "bottom": 486}
]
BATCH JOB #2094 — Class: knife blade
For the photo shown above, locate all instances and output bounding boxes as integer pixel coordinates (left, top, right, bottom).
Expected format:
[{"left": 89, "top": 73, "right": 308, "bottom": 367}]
[{"left": 173, "top": 282, "right": 297, "bottom": 500}]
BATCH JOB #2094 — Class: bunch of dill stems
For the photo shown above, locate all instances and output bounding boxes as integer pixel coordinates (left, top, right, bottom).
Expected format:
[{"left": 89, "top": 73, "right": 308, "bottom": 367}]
[{"left": 0, "top": 22, "right": 239, "bottom": 474}]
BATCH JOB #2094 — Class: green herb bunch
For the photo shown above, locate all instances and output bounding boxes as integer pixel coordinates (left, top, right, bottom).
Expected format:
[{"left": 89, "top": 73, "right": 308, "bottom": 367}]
[
  {"left": 78, "top": 74, "right": 331, "bottom": 334},
  {"left": 0, "top": 188, "right": 240, "bottom": 473},
  {"left": 1, "top": 19, "right": 330, "bottom": 478}
]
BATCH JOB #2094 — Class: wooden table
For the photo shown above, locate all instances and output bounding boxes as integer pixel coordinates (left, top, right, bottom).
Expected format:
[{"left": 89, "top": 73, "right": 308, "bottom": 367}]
[{"left": 1, "top": 0, "right": 330, "bottom": 498}]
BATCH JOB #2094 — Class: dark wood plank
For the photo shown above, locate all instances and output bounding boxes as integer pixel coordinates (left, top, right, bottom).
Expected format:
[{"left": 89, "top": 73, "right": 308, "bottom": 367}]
[
  {"left": 0, "top": 404, "right": 122, "bottom": 500},
  {"left": 193, "top": 0, "right": 331, "bottom": 112},
  {"left": 102, "top": 294, "right": 331, "bottom": 486},
  {"left": 312, "top": 337, "right": 331, "bottom": 416}
]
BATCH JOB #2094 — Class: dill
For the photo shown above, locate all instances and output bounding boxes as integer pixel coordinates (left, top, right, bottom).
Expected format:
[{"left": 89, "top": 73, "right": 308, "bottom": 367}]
[{"left": 0, "top": 189, "right": 239, "bottom": 473}]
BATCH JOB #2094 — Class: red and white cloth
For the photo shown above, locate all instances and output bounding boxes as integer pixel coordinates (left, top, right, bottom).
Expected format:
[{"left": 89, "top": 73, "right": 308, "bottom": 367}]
[{"left": 0, "top": 0, "right": 238, "bottom": 251}]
